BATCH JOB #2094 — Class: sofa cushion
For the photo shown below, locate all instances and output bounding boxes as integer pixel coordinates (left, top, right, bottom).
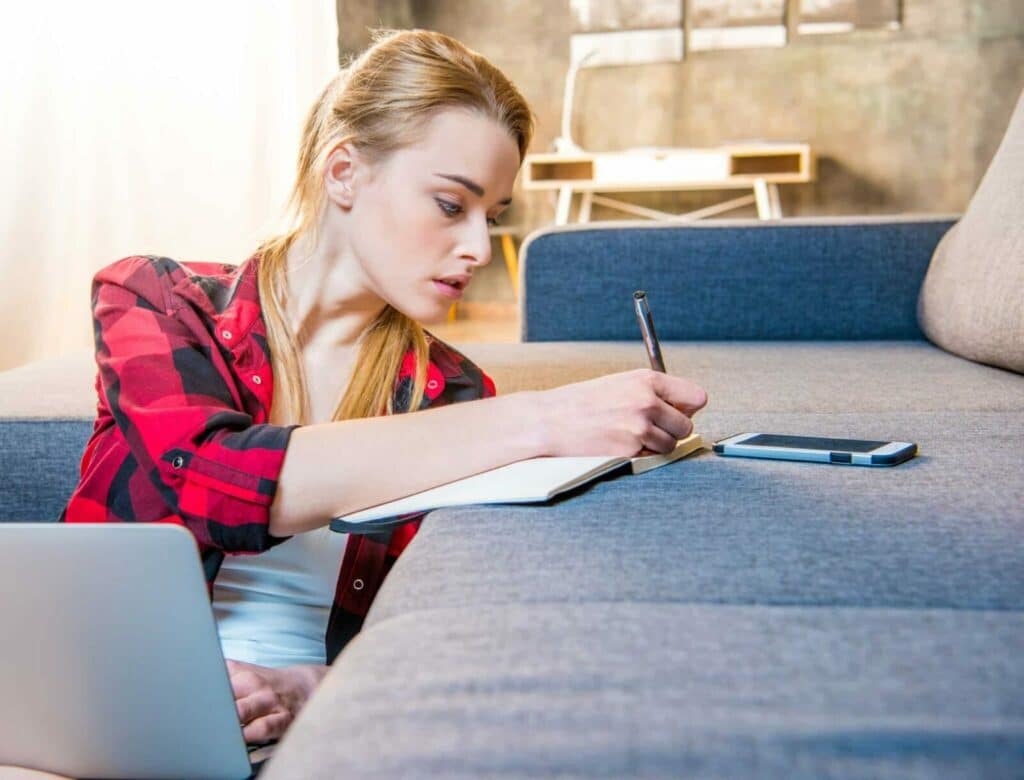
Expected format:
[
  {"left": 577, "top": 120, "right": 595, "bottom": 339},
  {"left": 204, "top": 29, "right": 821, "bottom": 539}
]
[
  {"left": 0, "top": 352, "right": 96, "bottom": 419},
  {"left": 266, "top": 603, "right": 1024, "bottom": 779},
  {"left": 366, "top": 323, "right": 1022, "bottom": 625},
  {"left": 269, "top": 338, "right": 1024, "bottom": 778},
  {"left": 366, "top": 408, "right": 1024, "bottom": 625},
  {"left": 463, "top": 341, "right": 1024, "bottom": 410},
  {"left": 918, "top": 89, "right": 1024, "bottom": 374}
]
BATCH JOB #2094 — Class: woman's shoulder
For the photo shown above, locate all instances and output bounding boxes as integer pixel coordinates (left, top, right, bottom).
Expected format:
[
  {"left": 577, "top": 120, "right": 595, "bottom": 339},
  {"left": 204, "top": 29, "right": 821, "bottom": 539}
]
[
  {"left": 95, "top": 254, "right": 185, "bottom": 286},
  {"left": 95, "top": 255, "right": 239, "bottom": 287},
  {"left": 92, "top": 255, "right": 248, "bottom": 313}
]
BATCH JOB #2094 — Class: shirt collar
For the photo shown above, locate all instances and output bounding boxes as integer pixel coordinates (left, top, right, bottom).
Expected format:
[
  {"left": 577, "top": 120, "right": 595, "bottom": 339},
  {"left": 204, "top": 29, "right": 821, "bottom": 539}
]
[{"left": 172, "top": 254, "right": 265, "bottom": 349}]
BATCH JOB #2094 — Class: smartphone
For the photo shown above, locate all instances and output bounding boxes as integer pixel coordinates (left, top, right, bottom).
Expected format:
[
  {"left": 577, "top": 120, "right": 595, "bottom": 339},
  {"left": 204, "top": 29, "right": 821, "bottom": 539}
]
[{"left": 712, "top": 433, "right": 917, "bottom": 467}]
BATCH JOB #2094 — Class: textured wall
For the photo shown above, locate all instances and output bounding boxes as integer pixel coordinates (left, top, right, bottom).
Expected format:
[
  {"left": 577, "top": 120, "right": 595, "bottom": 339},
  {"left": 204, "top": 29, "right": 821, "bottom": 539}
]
[{"left": 336, "top": 0, "right": 1023, "bottom": 299}]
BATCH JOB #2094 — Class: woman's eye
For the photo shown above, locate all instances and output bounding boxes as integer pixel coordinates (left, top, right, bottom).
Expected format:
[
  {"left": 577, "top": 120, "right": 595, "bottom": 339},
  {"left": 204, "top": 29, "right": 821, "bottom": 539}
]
[
  {"left": 436, "top": 199, "right": 462, "bottom": 218},
  {"left": 436, "top": 197, "right": 501, "bottom": 227}
]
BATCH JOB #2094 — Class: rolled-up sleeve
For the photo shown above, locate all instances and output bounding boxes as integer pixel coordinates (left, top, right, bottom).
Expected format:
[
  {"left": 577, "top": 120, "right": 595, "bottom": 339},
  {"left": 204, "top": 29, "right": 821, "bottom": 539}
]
[{"left": 92, "top": 257, "right": 297, "bottom": 552}]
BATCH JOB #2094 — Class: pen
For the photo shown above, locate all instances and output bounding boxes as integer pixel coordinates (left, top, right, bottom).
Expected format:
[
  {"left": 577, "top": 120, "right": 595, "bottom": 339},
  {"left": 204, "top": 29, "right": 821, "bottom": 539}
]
[{"left": 633, "top": 290, "right": 666, "bottom": 373}]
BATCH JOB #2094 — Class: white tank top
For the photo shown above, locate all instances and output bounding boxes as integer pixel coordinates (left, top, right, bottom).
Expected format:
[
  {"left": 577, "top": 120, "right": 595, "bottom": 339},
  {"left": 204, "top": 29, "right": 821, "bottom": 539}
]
[{"left": 212, "top": 526, "right": 349, "bottom": 668}]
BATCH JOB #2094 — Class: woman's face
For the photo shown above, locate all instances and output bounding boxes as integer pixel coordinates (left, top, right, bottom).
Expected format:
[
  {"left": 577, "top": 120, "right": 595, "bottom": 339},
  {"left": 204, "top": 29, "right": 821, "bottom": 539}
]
[{"left": 344, "top": 108, "right": 522, "bottom": 323}]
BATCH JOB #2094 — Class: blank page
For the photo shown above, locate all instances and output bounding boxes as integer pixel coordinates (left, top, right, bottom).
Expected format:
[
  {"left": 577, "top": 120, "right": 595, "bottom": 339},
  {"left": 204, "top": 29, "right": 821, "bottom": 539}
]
[{"left": 338, "top": 455, "right": 623, "bottom": 524}]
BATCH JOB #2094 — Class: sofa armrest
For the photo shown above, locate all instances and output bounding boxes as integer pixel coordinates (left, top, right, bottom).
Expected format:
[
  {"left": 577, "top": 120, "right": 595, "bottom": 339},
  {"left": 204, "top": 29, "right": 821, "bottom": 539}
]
[{"left": 520, "top": 215, "right": 958, "bottom": 342}]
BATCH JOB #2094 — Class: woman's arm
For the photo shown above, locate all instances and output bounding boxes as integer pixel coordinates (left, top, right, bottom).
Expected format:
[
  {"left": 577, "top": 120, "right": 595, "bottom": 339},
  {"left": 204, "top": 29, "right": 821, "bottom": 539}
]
[
  {"left": 84, "top": 258, "right": 703, "bottom": 547},
  {"left": 270, "top": 369, "right": 706, "bottom": 536},
  {"left": 83, "top": 257, "right": 299, "bottom": 552}
]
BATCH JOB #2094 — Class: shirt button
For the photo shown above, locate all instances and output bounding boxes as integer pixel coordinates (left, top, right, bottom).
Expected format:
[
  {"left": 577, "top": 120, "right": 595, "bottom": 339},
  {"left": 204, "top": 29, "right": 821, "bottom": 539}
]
[
  {"left": 252, "top": 375, "right": 262, "bottom": 385},
  {"left": 221, "top": 330, "right": 232, "bottom": 340},
  {"left": 352, "top": 578, "right": 365, "bottom": 591},
  {"left": 172, "top": 456, "right": 185, "bottom": 469}
]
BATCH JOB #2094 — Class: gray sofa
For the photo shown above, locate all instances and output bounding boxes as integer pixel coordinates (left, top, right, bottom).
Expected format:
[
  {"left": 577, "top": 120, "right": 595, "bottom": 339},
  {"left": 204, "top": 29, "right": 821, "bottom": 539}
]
[
  {"left": 256, "top": 238, "right": 1023, "bottom": 777},
  {"left": 3, "top": 113, "right": 1023, "bottom": 780}
]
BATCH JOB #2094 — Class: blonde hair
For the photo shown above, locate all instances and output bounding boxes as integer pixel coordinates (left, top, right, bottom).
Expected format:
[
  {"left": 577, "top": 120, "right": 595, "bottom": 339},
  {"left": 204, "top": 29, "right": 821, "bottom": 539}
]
[{"left": 256, "top": 29, "right": 534, "bottom": 424}]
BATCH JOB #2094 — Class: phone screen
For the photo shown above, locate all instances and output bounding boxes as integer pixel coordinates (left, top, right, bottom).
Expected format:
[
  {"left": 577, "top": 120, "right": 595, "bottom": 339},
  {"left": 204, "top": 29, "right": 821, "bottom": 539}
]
[{"left": 743, "top": 434, "right": 888, "bottom": 452}]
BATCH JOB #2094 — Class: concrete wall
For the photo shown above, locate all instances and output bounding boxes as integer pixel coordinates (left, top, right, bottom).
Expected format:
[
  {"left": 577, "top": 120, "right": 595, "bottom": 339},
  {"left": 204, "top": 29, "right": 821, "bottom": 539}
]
[{"left": 336, "top": 0, "right": 1023, "bottom": 299}]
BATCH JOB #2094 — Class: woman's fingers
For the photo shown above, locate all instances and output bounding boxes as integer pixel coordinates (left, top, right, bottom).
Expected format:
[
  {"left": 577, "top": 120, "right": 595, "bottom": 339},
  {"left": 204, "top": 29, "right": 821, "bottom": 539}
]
[
  {"left": 235, "top": 690, "right": 278, "bottom": 726},
  {"left": 242, "top": 711, "right": 291, "bottom": 744},
  {"left": 225, "top": 660, "right": 327, "bottom": 745},
  {"left": 541, "top": 368, "right": 708, "bottom": 458},
  {"left": 639, "top": 423, "right": 679, "bottom": 454},
  {"left": 650, "top": 372, "right": 708, "bottom": 417},
  {"left": 650, "top": 397, "right": 695, "bottom": 443},
  {"left": 633, "top": 376, "right": 698, "bottom": 454}
]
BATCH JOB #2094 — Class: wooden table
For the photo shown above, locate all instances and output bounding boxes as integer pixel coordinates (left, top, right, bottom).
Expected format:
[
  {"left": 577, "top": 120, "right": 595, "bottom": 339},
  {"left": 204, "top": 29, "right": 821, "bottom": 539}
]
[{"left": 523, "top": 142, "right": 814, "bottom": 224}]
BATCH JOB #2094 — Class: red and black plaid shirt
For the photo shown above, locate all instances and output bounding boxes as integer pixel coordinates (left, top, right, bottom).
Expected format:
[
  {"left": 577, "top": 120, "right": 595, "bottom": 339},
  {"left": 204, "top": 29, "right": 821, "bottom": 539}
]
[{"left": 61, "top": 254, "right": 495, "bottom": 662}]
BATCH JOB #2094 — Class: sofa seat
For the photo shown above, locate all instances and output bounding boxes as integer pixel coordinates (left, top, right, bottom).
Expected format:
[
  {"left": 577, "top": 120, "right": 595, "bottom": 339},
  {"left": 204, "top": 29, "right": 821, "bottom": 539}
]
[
  {"left": 359, "top": 407, "right": 1023, "bottom": 622},
  {"left": 269, "top": 604, "right": 1023, "bottom": 779},
  {"left": 263, "top": 337, "right": 1023, "bottom": 779}
]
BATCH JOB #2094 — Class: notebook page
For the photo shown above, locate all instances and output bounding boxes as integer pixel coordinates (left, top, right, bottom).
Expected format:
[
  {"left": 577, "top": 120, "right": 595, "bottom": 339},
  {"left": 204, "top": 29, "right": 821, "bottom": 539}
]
[{"left": 338, "top": 455, "right": 624, "bottom": 523}]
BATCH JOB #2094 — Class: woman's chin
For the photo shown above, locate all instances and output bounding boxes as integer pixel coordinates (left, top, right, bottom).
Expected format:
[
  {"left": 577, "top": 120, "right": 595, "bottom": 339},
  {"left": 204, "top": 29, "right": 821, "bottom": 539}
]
[
  {"left": 419, "top": 307, "right": 452, "bottom": 325},
  {"left": 393, "top": 299, "right": 450, "bottom": 325}
]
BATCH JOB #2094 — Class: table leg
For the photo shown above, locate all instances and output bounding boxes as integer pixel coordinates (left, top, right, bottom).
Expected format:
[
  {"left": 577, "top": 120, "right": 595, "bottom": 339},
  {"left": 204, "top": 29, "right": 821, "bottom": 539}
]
[
  {"left": 555, "top": 186, "right": 574, "bottom": 225},
  {"left": 767, "top": 182, "right": 783, "bottom": 218},
  {"left": 578, "top": 191, "right": 594, "bottom": 223},
  {"left": 753, "top": 179, "right": 772, "bottom": 220}
]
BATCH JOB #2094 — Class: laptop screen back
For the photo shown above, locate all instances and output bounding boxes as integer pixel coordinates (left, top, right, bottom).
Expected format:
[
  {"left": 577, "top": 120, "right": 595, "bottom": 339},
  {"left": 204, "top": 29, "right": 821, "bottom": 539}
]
[{"left": 0, "top": 523, "right": 251, "bottom": 780}]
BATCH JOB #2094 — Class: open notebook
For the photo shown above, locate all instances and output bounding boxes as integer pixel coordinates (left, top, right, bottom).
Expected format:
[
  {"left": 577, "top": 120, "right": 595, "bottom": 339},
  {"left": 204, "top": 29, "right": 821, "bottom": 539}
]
[{"left": 330, "top": 432, "right": 706, "bottom": 531}]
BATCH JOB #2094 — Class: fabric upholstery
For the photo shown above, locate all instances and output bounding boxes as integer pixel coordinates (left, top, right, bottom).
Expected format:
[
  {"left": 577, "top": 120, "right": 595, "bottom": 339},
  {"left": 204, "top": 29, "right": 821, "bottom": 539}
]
[
  {"left": 464, "top": 341, "right": 1024, "bottom": 409},
  {"left": 0, "top": 420, "right": 91, "bottom": 522},
  {"left": 365, "top": 409, "right": 1024, "bottom": 625},
  {"left": 918, "top": 89, "right": 1024, "bottom": 374},
  {"left": 267, "top": 604, "right": 1024, "bottom": 780},
  {"left": 521, "top": 216, "right": 956, "bottom": 342},
  {"left": 0, "top": 352, "right": 97, "bottom": 419},
  {"left": 265, "top": 335, "right": 1023, "bottom": 778}
]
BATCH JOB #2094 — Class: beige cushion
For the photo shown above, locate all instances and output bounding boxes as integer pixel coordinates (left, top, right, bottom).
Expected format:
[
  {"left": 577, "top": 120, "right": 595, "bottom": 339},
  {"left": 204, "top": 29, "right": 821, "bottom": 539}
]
[
  {"left": 457, "top": 341, "right": 1023, "bottom": 413},
  {"left": 917, "top": 90, "right": 1024, "bottom": 374}
]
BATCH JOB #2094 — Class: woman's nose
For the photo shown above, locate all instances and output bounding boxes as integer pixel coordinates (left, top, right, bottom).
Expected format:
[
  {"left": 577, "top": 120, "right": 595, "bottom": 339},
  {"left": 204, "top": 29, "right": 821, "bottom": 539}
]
[{"left": 462, "top": 216, "right": 492, "bottom": 266}]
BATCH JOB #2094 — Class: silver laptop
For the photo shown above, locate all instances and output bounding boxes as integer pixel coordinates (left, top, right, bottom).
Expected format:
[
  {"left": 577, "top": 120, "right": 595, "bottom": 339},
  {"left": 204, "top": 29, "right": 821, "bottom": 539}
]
[{"left": 0, "top": 523, "right": 263, "bottom": 780}]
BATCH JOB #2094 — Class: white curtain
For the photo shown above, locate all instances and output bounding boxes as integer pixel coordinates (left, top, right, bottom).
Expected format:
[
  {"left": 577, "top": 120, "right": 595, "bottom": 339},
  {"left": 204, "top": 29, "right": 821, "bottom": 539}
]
[{"left": 0, "top": 1, "right": 338, "bottom": 371}]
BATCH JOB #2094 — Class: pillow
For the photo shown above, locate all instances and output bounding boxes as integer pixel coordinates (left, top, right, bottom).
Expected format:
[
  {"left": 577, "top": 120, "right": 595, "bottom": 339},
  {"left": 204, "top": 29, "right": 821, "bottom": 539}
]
[{"left": 917, "top": 89, "right": 1024, "bottom": 374}]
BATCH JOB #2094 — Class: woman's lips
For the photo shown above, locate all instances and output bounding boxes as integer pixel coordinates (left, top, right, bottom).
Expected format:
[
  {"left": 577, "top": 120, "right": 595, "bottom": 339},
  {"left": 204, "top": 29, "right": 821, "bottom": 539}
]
[{"left": 433, "top": 279, "right": 465, "bottom": 299}]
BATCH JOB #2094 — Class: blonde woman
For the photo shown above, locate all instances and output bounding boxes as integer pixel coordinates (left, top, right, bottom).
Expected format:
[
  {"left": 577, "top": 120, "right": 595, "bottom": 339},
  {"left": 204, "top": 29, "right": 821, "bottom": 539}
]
[{"left": 61, "top": 30, "right": 707, "bottom": 745}]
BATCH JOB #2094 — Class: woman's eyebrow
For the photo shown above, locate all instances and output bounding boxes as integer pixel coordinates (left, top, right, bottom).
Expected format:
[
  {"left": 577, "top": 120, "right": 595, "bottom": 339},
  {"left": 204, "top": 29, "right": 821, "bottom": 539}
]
[{"left": 435, "top": 173, "right": 513, "bottom": 205}]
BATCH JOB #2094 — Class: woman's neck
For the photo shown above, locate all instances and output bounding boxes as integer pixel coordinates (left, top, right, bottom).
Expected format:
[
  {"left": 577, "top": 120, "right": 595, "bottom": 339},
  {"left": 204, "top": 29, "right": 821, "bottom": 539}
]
[{"left": 283, "top": 230, "right": 386, "bottom": 352}]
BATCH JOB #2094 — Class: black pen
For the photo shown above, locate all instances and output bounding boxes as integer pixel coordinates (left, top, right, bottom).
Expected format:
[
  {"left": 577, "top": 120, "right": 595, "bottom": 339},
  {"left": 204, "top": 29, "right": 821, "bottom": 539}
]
[{"left": 633, "top": 290, "right": 666, "bottom": 373}]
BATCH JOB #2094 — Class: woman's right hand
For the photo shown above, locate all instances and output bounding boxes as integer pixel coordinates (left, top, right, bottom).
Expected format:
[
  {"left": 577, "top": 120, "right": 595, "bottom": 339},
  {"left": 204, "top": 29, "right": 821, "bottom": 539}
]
[{"left": 536, "top": 369, "right": 708, "bottom": 458}]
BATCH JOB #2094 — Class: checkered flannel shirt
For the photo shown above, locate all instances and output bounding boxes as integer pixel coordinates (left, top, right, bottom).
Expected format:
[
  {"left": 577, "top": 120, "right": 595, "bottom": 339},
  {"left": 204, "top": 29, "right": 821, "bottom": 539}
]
[{"left": 61, "top": 254, "right": 496, "bottom": 662}]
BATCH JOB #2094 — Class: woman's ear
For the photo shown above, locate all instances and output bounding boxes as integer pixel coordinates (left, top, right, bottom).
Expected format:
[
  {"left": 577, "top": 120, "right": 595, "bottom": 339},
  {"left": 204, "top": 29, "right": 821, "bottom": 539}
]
[{"left": 324, "top": 142, "right": 358, "bottom": 209}]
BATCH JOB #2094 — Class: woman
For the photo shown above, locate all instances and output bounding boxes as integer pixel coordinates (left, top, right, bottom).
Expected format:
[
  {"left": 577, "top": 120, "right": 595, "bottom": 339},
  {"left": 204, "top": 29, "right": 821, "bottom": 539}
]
[{"left": 61, "top": 29, "right": 707, "bottom": 745}]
